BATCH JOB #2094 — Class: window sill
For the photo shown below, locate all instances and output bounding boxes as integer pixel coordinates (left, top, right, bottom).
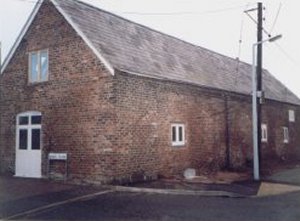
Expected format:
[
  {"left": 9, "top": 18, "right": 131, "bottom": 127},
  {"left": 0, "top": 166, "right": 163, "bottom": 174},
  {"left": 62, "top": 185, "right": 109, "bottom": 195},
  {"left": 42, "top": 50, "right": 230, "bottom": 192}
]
[
  {"left": 28, "top": 80, "right": 49, "bottom": 86},
  {"left": 172, "top": 143, "right": 186, "bottom": 147}
]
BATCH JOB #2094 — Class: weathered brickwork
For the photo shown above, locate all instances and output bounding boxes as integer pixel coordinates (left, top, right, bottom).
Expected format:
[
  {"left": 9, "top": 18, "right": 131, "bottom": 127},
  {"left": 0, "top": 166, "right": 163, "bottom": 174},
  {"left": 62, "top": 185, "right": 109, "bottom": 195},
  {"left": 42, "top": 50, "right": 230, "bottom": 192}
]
[
  {"left": 112, "top": 72, "right": 228, "bottom": 181},
  {"left": 112, "top": 72, "right": 300, "bottom": 182},
  {"left": 0, "top": 0, "right": 300, "bottom": 184},
  {"left": 0, "top": 1, "right": 116, "bottom": 183}
]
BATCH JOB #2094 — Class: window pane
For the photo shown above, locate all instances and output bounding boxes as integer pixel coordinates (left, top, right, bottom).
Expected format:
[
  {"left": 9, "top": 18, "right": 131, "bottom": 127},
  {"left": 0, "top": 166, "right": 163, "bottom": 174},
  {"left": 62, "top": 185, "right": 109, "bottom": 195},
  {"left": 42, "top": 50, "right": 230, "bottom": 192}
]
[
  {"left": 19, "top": 129, "right": 28, "bottom": 150},
  {"left": 284, "top": 128, "right": 289, "bottom": 141},
  {"left": 289, "top": 110, "right": 295, "bottom": 122},
  {"left": 30, "top": 53, "right": 39, "bottom": 82},
  {"left": 32, "top": 129, "right": 41, "bottom": 150},
  {"left": 179, "top": 126, "right": 183, "bottom": 141},
  {"left": 19, "top": 116, "right": 29, "bottom": 125},
  {"left": 40, "top": 51, "right": 48, "bottom": 81},
  {"left": 31, "top": 115, "right": 42, "bottom": 125},
  {"left": 172, "top": 126, "right": 176, "bottom": 142}
]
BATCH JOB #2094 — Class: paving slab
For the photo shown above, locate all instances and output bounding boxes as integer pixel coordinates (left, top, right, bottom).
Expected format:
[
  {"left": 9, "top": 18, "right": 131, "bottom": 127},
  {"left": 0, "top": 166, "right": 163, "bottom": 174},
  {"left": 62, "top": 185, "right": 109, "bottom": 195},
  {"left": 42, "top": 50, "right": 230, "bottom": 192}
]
[
  {"left": 126, "top": 179, "right": 260, "bottom": 196},
  {"left": 266, "top": 167, "right": 300, "bottom": 185},
  {"left": 257, "top": 182, "right": 300, "bottom": 197}
]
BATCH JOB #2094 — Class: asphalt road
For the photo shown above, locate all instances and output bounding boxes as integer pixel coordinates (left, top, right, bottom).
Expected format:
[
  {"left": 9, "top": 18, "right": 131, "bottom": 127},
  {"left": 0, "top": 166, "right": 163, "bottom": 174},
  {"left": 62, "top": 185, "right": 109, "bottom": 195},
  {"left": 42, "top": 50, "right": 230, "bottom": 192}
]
[{"left": 13, "top": 191, "right": 300, "bottom": 221}]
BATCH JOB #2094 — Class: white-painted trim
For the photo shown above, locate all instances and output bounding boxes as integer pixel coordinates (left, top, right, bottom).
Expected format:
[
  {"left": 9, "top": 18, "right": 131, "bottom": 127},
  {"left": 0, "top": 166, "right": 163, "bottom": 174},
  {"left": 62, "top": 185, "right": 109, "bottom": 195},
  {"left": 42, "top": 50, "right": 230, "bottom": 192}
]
[
  {"left": 28, "top": 49, "right": 49, "bottom": 83},
  {"left": 17, "top": 111, "right": 42, "bottom": 118},
  {"left": 283, "top": 126, "right": 289, "bottom": 144},
  {"left": 1, "top": 0, "right": 44, "bottom": 74},
  {"left": 171, "top": 123, "right": 186, "bottom": 147},
  {"left": 50, "top": 0, "right": 115, "bottom": 75},
  {"left": 289, "top": 110, "right": 295, "bottom": 122},
  {"left": 15, "top": 111, "right": 42, "bottom": 178},
  {"left": 261, "top": 124, "right": 268, "bottom": 143}
]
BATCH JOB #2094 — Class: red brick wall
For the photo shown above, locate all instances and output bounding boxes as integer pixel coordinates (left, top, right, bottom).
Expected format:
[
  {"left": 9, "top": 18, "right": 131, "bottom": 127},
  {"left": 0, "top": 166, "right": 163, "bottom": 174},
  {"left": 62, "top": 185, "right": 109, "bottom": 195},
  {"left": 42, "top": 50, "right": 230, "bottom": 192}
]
[
  {"left": 112, "top": 71, "right": 300, "bottom": 182},
  {"left": 0, "top": 1, "right": 116, "bottom": 182},
  {"left": 261, "top": 101, "right": 300, "bottom": 159},
  {"left": 0, "top": 0, "right": 299, "bottom": 184},
  {"left": 113, "top": 72, "right": 229, "bottom": 182}
]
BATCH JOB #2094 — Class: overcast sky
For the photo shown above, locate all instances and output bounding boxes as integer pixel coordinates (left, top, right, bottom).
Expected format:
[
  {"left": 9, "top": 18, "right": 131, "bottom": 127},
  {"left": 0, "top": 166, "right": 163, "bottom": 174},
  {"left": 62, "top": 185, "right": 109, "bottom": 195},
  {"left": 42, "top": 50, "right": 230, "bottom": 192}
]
[{"left": 1, "top": 0, "right": 300, "bottom": 96}]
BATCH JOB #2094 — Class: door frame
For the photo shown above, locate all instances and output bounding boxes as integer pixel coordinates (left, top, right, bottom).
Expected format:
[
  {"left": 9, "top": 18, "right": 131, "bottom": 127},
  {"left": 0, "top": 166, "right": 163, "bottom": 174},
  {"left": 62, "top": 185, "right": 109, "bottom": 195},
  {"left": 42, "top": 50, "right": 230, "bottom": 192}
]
[{"left": 15, "top": 111, "right": 42, "bottom": 178}]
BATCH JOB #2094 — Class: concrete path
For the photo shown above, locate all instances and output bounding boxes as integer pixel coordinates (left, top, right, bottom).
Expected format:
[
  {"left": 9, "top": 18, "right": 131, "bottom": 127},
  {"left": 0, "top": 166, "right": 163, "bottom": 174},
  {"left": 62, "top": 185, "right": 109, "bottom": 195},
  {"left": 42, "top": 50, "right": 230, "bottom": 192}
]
[
  {"left": 266, "top": 167, "right": 300, "bottom": 185},
  {"left": 257, "top": 182, "right": 300, "bottom": 197},
  {"left": 254, "top": 167, "right": 300, "bottom": 197}
]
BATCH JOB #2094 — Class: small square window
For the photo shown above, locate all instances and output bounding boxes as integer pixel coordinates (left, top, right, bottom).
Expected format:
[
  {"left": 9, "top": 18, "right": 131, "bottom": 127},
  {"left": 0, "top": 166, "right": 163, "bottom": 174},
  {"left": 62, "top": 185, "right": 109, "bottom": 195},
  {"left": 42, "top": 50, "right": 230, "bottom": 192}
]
[
  {"left": 289, "top": 110, "right": 295, "bottom": 122},
  {"left": 261, "top": 124, "right": 268, "bottom": 143},
  {"left": 283, "top": 127, "right": 289, "bottom": 143},
  {"left": 29, "top": 50, "right": 49, "bottom": 83},
  {"left": 171, "top": 124, "right": 185, "bottom": 146}
]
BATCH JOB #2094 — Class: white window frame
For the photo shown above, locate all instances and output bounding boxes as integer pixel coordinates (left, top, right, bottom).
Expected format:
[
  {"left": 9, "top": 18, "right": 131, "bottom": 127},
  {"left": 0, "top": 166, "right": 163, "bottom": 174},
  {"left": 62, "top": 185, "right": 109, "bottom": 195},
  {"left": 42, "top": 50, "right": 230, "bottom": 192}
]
[
  {"left": 283, "top": 127, "right": 289, "bottom": 144},
  {"left": 289, "top": 110, "right": 295, "bottom": 122},
  {"left": 261, "top": 124, "right": 268, "bottom": 143},
  {"left": 171, "top": 124, "right": 185, "bottom": 147},
  {"left": 16, "top": 111, "right": 42, "bottom": 151},
  {"left": 28, "top": 49, "right": 49, "bottom": 83}
]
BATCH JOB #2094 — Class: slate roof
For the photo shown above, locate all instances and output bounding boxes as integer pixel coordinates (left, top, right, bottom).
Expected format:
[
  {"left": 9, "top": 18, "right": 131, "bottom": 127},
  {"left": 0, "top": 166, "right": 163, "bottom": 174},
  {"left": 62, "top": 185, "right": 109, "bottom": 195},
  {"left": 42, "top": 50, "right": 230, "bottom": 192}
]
[{"left": 15, "top": 0, "right": 300, "bottom": 104}]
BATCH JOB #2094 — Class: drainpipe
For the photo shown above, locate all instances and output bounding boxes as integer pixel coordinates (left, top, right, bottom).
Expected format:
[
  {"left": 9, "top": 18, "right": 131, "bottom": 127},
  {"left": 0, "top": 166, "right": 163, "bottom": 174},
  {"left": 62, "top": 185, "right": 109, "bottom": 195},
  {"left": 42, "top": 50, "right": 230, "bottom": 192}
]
[{"left": 224, "top": 95, "right": 231, "bottom": 169}]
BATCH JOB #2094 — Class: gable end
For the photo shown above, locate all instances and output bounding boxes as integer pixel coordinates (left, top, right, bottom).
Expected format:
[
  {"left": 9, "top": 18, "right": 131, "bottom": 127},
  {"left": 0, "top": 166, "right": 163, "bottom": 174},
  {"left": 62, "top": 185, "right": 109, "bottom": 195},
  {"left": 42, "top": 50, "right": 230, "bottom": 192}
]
[
  {"left": 50, "top": 0, "right": 114, "bottom": 75},
  {"left": 1, "top": 0, "right": 114, "bottom": 76}
]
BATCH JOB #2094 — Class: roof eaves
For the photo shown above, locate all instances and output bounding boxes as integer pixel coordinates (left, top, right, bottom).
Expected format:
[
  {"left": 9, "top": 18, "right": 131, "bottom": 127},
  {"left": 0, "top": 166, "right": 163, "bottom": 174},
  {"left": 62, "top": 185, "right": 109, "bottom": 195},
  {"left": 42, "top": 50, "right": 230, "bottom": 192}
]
[
  {"left": 50, "top": 0, "right": 115, "bottom": 76},
  {"left": 1, "top": 0, "right": 44, "bottom": 74},
  {"left": 116, "top": 68, "right": 248, "bottom": 97},
  {"left": 117, "top": 68, "right": 300, "bottom": 106}
]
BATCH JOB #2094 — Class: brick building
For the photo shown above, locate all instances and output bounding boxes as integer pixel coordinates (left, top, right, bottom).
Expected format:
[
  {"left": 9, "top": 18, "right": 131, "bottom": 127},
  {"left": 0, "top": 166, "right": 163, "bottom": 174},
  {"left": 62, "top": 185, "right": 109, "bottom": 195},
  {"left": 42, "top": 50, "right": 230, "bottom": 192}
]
[{"left": 0, "top": 0, "right": 299, "bottom": 183}]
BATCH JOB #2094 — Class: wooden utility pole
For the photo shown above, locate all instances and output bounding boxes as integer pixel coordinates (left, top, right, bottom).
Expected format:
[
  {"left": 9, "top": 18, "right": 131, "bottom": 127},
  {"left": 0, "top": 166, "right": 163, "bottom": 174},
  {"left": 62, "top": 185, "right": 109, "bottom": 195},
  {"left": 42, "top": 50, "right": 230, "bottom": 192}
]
[{"left": 256, "top": 2, "right": 263, "bottom": 174}]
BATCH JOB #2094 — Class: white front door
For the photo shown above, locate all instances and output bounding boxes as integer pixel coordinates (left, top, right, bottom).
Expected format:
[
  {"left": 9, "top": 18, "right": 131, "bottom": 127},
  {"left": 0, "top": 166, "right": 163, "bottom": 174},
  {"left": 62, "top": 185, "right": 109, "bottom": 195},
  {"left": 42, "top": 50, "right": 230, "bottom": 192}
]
[{"left": 15, "top": 112, "right": 42, "bottom": 178}]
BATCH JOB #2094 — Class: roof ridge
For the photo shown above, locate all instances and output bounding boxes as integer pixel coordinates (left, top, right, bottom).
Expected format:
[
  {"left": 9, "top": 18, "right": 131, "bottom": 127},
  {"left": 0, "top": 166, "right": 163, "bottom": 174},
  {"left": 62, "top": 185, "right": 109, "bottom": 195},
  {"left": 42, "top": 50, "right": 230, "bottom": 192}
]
[{"left": 68, "top": 0, "right": 251, "bottom": 67}]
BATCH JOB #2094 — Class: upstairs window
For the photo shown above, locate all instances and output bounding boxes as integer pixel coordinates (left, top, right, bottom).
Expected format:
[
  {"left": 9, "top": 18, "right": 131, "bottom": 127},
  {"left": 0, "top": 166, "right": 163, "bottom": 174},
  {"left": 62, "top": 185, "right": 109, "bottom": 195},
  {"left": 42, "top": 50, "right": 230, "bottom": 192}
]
[
  {"left": 29, "top": 50, "right": 49, "bottom": 83},
  {"left": 283, "top": 127, "right": 289, "bottom": 143},
  {"left": 171, "top": 124, "right": 185, "bottom": 146},
  {"left": 289, "top": 110, "right": 295, "bottom": 122},
  {"left": 261, "top": 124, "right": 268, "bottom": 143}
]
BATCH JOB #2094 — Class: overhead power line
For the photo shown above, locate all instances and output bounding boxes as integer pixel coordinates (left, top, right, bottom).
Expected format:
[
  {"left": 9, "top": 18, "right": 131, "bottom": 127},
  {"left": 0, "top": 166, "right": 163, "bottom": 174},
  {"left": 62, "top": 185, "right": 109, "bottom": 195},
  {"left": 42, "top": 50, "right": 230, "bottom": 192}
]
[
  {"left": 10, "top": 0, "right": 255, "bottom": 16},
  {"left": 245, "top": 4, "right": 299, "bottom": 69},
  {"left": 235, "top": 2, "right": 251, "bottom": 86},
  {"left": 118, "top": 4, "right": 256, "bottom": 16},
  {"left": 274, "top": 43, "right": 300, "bottom": 68},
  {"left": 269, "top": 2, "right": 282, "bottom": 34}
]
